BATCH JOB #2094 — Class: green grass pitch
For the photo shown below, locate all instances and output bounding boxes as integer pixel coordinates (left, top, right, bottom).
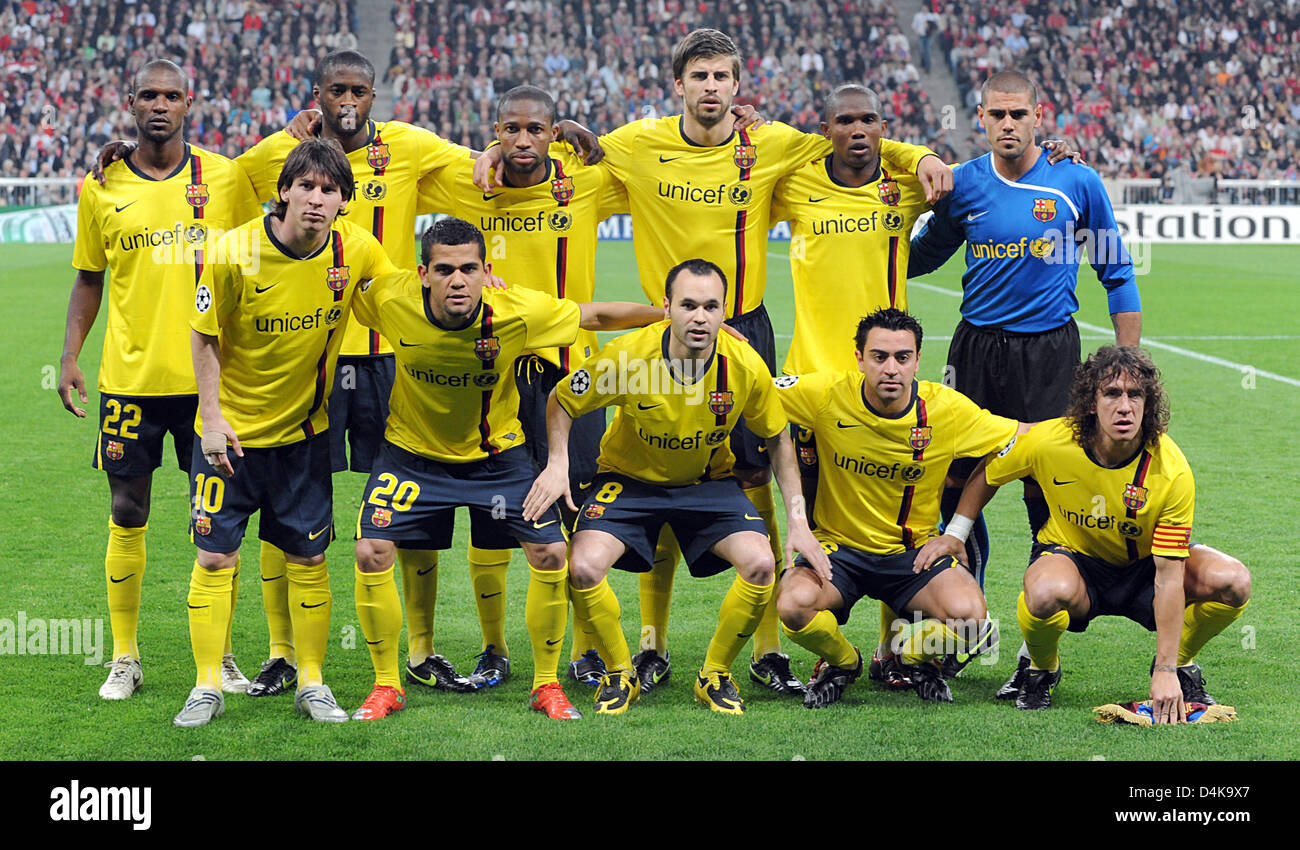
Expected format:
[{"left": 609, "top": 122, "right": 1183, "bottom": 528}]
[{"left": 2, "top": 240, "right": 1296, "bottom": 760}]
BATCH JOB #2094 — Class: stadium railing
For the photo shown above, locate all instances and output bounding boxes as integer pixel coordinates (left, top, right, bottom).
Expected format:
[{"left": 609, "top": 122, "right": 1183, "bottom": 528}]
[
  {"left": 1216, "top": 179, "right": 1300, "bottom": 206},
  {"left": 0, "top": 178, "right": 81, "bottom": 208}
]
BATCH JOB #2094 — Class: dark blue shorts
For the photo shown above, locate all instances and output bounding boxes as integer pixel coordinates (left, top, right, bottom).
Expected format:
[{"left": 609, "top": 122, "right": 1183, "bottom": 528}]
[
  {"left": 189, "top": 433, "right": 334, "bottom": 558},
  {"left": 725, "top": 304, "right": 777, "bottom": 472},
  {"left": 790, "top": 421, "right": 820, "bottom": 529},
  {"left": 1031, "top": 542, "right": 1158, "bottom": 632},
  {"left": 329, "top": 354, "right": 395, "bottom": 474},
  {"left": 793, "top": 543, "right": 957, "bottom": 625},
  {"left": 514, "top": 353, "right": 606, "bottom": 519},
  {"left": 93, "top": 393, "right": 197, "bottom": 478},
  {"left": 573, "top": 473, "right": 767, "bottom": 578},
  {"left": 355, "top": 441, "right": 566, "bottom": 550}
]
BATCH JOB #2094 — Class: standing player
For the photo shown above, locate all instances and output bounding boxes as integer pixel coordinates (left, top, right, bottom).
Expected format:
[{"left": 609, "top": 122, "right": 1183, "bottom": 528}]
[
  {"left": 173, "top": 139, "right": 397, "bottom": 727},
  {"left": 908, "top": 71, "right": 1141, "bottom": 682},
  {"left": 481, "top": 29, "right": 948, "bottom": 696},
  {"left": 60, "top": 60, "right": 261, "bottom": 700},
  {"left": 416, "top": 86, "right": 628, "bottom": 688},
  {"left": 345, "top": 217, "right": 661, "bottom": 721},
  {"left": 774, "top": 309, "right": 1025, "bottom": 706},
  {"left": 919, "top": 347, "right": 1251, "bottom": 718},
  {"left": 525, "top": 259, "right": 828, "bottom": 715}
]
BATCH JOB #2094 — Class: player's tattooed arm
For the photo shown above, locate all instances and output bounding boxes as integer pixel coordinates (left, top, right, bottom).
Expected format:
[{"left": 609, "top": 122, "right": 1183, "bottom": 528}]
[
  {"left": 1151, "top": 555, "right": 1188, "bottom": 724},
  {"left": 1112, "top": 310, "right": 1142, "bottom": 347},
  {"left": 766, "top": 432, "right": 832, "bottom": 584},
  {"left": 522, "top": 389, "right": 577, "bottom": 520},
  {"left": 58, "top": 269, "right": 105, "bottom": 417},
  {"left": 191, "top": 330, "right": 243, "bottom": 477}
]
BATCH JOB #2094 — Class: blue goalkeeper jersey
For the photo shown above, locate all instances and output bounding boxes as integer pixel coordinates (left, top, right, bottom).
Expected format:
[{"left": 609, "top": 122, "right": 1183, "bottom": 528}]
[{"left": 908, "top": 151, "right": 1140, "bottom": 332}]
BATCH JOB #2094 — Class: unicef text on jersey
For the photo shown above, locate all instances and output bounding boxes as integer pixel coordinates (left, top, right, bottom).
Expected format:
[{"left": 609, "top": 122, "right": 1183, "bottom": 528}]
[{"left": 148, "top": 223, "right": 261, "bottom": 274}]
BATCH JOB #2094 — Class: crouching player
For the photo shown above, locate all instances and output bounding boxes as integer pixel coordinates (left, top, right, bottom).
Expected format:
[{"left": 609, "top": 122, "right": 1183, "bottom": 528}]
[
  {"left": 346, "top": 217, "right": 663, "bottom": 721},
  {"left": 774, "top": 309, "right": 1025, "bottom": 707},
  {"left": 524, "top": 258, "right": 828, "bottom": 715},
  {"left": 924, "top": 346, "right": 1251, "bottom": 721}
]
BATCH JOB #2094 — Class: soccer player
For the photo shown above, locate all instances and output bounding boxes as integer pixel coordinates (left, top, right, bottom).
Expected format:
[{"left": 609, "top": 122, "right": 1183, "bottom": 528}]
[
  {"left": 773, "top": 308, "right": 1025, "bottom": 706},
  {"left": 918, "top": 347, "right": 1251, "bottom": 719},
  {"left": 173, "top": 138, "right": 397, "bottom": 727},
  {"left": 345, "top": 217, "right": 661, "bottom": 721},
  {"left": 416, "top": 85, "right": 629, "bottom": 689},
  {"left": 480, "top": 28, "right": 949, "bottom": 696},
  {"left": 60, "top": 60, "right": 261, "bottom": 701},
  {"left": 525, "top": 259, "right": 829, "bottom": 715}
]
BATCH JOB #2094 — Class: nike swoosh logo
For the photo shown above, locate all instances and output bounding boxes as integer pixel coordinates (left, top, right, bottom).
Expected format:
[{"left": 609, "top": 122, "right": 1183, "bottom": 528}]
[
  {"left": 658, "top": 155, "right": 681, "bottom": 163},
  {"left": 1052, "top": 478, "right": 1076, "bottom": 485},
  {"left": 836, "top": 420, "right": 863, "bottom": 428},
  {"left": 736, "top": 633, "right": 752, "bottom": 639},
  {"left": 109, "top": 573, "right": 136, "bottom": 583},
  {"left": 261, "top": 574, "right": 284, "bottom": 582},
  {"left": 114, "top": 201, "right": 137, "bottom": 213},
  {"left": 546, "top": 639, "right": 561, "bottom": 646},
  {"left": 366, "top": 640, "right": 383, "bottom": 645},
  {"left": 965, "top": 210, "right": 989, "bottom": 222},
  {"left": 416, "top": 566, "right": 436, "bottom": 576},
  {"left": 300, "top": 601, "right": 327, "bottom": 609},
  {"left": 744, "top": 514, "right": 761, "bottom": 521},
  {"left": 254, "top": 282, "right": 277, "bottom": 294},
  {"left": 480, "top": 592, "right": 502, "bottom": 599},
  {"left": 307, "top": 526, "right": 330, "bottom": 540},
  {"left": 482, "top": 192, "right": 504, "bottom": 200},
  {"left": 533, "top": 520, "right": 557, "bottom": 529},
  {"left": 187, "top": 603, "right": 208, "bottom": 609},
  {"left": 399, "top": 339, "right": 420, "bottom": 347},
  {"left": 808, "top": 196, "right": 829, "bottom": 203},
  {"left": 637, "top": 402, "right": 661, "bottom": 410},
  {"left": 578, "top": 481, "right": 592, "bottom": 490}
]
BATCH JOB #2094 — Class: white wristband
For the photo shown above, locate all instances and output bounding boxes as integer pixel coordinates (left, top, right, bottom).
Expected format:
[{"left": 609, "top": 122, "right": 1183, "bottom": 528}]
[{"left": 945, "top": 514, "right": 974, "bottom": 544}]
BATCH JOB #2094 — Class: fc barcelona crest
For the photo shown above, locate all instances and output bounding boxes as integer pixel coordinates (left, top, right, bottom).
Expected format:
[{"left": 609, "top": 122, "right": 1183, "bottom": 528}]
[
  {"left": 475, "top": 336, "right": 501, "bottom": 361},
  {"left": 908, "top": 426, "right": 932, "bottom": 451},
  {"left": 1123, "top": 483, "right": 1148, "bottom": 510},
  {"left": 550, "top": 176, "right": 575, "bottom": 203},
  {"left": 106, "top": 440, "right": 125, "bottom": 461},
  {"left": 371, "top": 507, "right": 392, "bottom": 528},
  {"left": 1033, "top": 198, "right": 1057, "bottom": 222},
  {"left": 367, "top": 143, "right": 390, "bottom": 169},
  {"left": 185, "top": 183, "right": 209, "bottom": 207},
  {"left": 798, "top": 445, "right": 817, "bottom": 466},
  {"left": 326, "top": 266, "right": 350, "bottom": 291},
  {"left": 708, "top": 390, "right": 734, "bottom": 416},
  {"left": 584, "top": 504, "right": 605, "bottom": 520},
  {"left": 877, "top": 180, "right": 900, "bottom": 206},
  {"left": 194, "top": 515, "right": 211, "bottom": 536},
  {"left": 733, "top": 144, "right": 757, "bottom": 169}
]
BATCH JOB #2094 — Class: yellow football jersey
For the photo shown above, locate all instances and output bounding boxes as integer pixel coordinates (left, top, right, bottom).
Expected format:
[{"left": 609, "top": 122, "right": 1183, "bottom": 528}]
[
  {"left": 350, "top": 273, "right": 581, "bottom": 463},
  {"left": 598, "top": 116, "right": 934, "bottom": 317},
  {"left": 557, "top": 321, "right": 788, "bottom": 485},
  {"left": 985, "top": 418, "right": 1195, "bottom": 566},
  {"left": 236, "top": 120, "right": 468, "bottom": 356},
  {"left": 771, "top": 158, "right": 931, "bottom": 374},
  {"left": 775, "top": 372, "right": 1018, "bottom": 554},
  {"left": 191, "top": 215, "right": 397, "bottom": 447},
  {"left": 416, "top": 149, "right": 627, "bottom": 370},
  {"left": 72, "top": 143, "right": 262, "bottom": 396}
]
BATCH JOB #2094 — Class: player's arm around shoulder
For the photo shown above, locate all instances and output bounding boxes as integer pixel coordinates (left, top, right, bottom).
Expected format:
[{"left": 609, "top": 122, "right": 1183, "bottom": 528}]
[{"left": 577, "top": 299, "right": 663, "bottom": 331}]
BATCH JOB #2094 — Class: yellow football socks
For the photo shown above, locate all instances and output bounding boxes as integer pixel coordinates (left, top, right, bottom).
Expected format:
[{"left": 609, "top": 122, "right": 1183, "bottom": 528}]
[
  {"left": 639, "top": 527, "right": 680, "bottom": 653},
  {"left": 1017, "top": 591, "right": 1068, "bottom": 671},
  {"left": 569, "top": 578, "right": 632, "bottom": 675},
  {"left": 286, "top": 560, "right": 331, "bottom": 687},
  {"left": 259, "top": 541, "right": 295, "bottom": 663},
  {"left": 782, "top": 609, "right": 858, "bottom": 669},
  {"left": 569, "top": 583, "right": 600, "bottom": 662},
  {"left": 526, "top": 564, "right": 569, "bottom": 689},
  {"left": 899, "top": 618, "right": 965, "bottom": 666},
  {"left": 468, "top": 544, "right": 510, "bottom": 655},
  {"left": 744, "top": 483, "right": 784, "bottom": 659},
  {"left": 355, "top": 565, "right": 402, "bottom": 688},
  {"left": 187, "top": 562, "right": 233, "bottom": 690},
  {"left": 223, "top": 560, "right": 239, "bottom": 656},
  {"left": 878, "top": 603, "right": 903, "bottom": 657},
  {"left": 398, "top": 548, "right": 438, "bottom": 661},
  {"left": 1178, "top": 600, "right": 1248, "bottom": 666},
  {"left": 105, "top": 519, "right": 146, "bottom": 659},
  {"left": 703, "top": 574, "right": 772, "bottom": 674}
]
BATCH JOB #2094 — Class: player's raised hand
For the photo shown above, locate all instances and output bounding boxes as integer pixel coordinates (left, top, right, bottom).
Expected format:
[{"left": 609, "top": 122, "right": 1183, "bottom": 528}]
[
  {"left": 917, "top": 155, "right": 954, "bottom": 204},
  {"left": 57, "top": 355, "right": 88, "bottom": 418},
  {"left": 1150, "top": 667, "right": 1185, "bottom": 725},
  {"left": 1043, "top": 139, "right": 1084, "bottom": 164},
  {"left": 556, "top": 119, "right": 604, "bottom": 165},
  {"left": 93, "top": 140, "right": 136, "bottom": 185},
  {"left": 201, "top": 419, "right": 243, "bottom": 478},
  {"left": 732, "top": 103, "right": 766, "bottom": 130},
  {"left": 286, "top": 108, "right": 322, "bottom": 140},
  {"left": 472, "top": 145, "right": 504, "bottom": 191},
  {"left": 912, "top": 533, "right": 967, "bottom": 574},
  {"left": 522, "top": 463, "right": 576, "bottom": 522}
]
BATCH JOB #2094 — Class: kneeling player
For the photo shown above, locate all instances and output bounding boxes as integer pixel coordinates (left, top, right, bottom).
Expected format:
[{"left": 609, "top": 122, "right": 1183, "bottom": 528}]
[
  {"left": 524, "top": 259, "right": 827, "bottom": 715},
  {"left": 927, "top": 346, "right": 1251, "bottom": 720},
  {"left": 346, "top": 217, "right": 663, "bottom": 721},
  {"left": 774, "top": 309, "right": 1024, "bottom": 707}
]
